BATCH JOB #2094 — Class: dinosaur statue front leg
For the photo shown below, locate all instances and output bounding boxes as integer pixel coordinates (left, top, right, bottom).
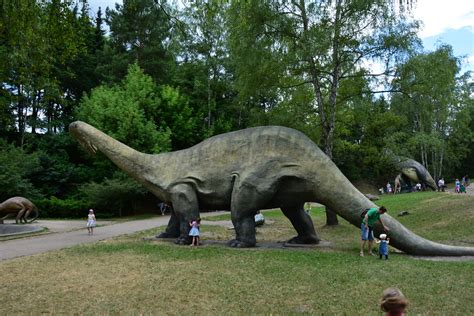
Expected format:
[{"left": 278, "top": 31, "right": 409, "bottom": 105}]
[
  {"left": 156, "top": 210, "right": 180, "bottom": 238},
  {"left": 281, "top": 204, "right": 319, "bottom": 244},
  {"left": 169, "top": 184, "right": 200, "bottom": 245},
  {"left": 228, "top": 182, "right": 262, "bottom": 248},
  {"left": 0, "top": 213, "right": 12, "bottom": 223}
]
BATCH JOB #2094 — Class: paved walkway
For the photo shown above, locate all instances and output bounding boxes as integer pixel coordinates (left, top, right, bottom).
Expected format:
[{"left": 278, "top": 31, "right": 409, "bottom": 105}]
[{"left": 0, "top": 212, "right": 227, "bottom": 261}]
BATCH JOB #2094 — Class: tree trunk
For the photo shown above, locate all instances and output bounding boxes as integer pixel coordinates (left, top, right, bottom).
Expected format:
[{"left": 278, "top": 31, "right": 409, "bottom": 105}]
[
  {"left": 16, "top": 84, "right": 27, "bottom": 146},
  {"left": 299, "top": 0, "right": 341, "bottom": 225},
  {"left": 324, "top": 0, "right": 343, "bottom": 226}
]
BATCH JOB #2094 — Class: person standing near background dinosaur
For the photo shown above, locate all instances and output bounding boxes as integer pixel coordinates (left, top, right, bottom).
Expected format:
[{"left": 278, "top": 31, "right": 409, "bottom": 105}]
[
  {"left": 86, "top": 209, "right": 96, "bottom": 235},
  {"left": 360, "top": 206, "right": 389, "bottom": 256}
]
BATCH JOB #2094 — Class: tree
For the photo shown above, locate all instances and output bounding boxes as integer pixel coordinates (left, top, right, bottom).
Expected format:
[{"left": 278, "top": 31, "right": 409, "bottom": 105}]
[
  {"left": 1, "top": 0, "right": 87, "bottom": 141},
  {"left": 160, "top": 1, "right": 243, "bottom": 145},
  {"left": 390, "top": 45, "right": 463, "bottom": 180},
  {"left": 77, "top": 63, "right": 171, "bottom": 154},
  {"left": 103, "top": 0, "right": 175, "bottom": 84},
  {"left": 0, "top": 141, "right": 41, "bottom": 201},
  {"left": 228, "top": 0, "right": 420, "bottom": 224},
  {"left": 75, "top": 63, "right": 172, "bottom": 213}
]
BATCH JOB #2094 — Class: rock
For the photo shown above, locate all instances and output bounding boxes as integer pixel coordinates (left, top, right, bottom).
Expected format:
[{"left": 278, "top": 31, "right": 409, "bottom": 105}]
[{"left": 365, "top": 194, "right": 380, "bottom": 201}]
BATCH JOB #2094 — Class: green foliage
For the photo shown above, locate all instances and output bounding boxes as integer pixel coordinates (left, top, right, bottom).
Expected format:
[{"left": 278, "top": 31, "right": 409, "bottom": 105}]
[
  {"left": 227, "top": 0, "right": 420, "bottom": 159},
  {"left": 448, "top": 73, "right": 474, "bottom": 177},
  {"left": 34, "top": 196, "right": 88, "bottom": 218},
  {"left": 79, "top": 173, "right": 148, "bottom": 217},
  {"left": 1, "top": 0, "right": 88, "bottom": 136},
  {"left": 155, "top": 85, "right": 198, "bottom": 149},
  {"left": 103, "top": 0, "right": 175, "bottom": 84},
  {"left": 390, "top": 45, "right": 467, "bottom": 179},
  {"left": 77, "top": 63, "right": 171, "bottom": 154},
  {"left": 0, "top": 141, "right": 41, "bottom": 200},
  {"left": 0, "top": 0, "right": 472, "bottom": 213},
  {"left": 25, "top": 133, "right": 91, "bottom": 198}
]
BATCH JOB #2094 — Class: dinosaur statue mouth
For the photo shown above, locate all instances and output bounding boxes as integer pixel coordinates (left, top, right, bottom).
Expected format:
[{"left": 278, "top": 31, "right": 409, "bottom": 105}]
[{"left": 69, "top": 122, "right": 98, "bottom": 155}]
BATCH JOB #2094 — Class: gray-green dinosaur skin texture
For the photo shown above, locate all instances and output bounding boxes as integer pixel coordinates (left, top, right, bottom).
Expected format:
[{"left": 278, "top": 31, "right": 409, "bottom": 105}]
[
  {"left": 390, "top": 154, "right": 438, "bottom": 190},
  {"left": 70, "top": 121, "right": 474, "bottom": 256},
  {"left": 0, "top": 197, "right": 39, "bottom": 224}
]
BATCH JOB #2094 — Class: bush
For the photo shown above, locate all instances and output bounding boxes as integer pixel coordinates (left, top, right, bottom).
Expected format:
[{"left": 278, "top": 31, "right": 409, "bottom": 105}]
[
  {"left": 0, "top": 141, "right": 41, "bottom": 201},
  {"left": 34, "top": 197, "right": 89, "bottom": 218},
  {"left": 79, "top": 174, "right": 148, "bottom": 217}
]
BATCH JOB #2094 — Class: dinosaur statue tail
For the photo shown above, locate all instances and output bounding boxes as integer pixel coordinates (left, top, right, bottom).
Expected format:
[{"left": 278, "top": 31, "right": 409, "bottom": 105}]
[
  {"left": 332, "top": 202, "right": 474, "bottom": 256},
  {"left": 365, "top": 212, "right": 474, "bottom": 256},
  {"left": 316, "top": 162, "right": 474, "bottom": 256}
]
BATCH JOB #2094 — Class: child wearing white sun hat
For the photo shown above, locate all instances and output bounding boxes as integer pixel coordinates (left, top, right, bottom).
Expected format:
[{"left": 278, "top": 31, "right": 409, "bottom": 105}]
[{"left": 376, "top": 233, "right": 390, "bottom": 260}]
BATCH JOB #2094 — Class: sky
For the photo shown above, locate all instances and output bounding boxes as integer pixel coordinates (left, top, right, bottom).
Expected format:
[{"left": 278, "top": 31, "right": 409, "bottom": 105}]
[{"left": 87, "top": 0, "right": 474, "bottom": 73}]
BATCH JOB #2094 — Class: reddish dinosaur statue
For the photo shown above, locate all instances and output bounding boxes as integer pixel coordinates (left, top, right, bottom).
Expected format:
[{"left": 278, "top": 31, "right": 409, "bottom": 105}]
[{"left": 0, "top": 197, "right": 39, "bottom": 224}]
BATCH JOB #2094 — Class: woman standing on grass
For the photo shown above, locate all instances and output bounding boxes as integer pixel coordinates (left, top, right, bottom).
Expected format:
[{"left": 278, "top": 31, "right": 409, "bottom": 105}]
[{"left": 87, "top": 209, "right": 96, "bottom": 235}]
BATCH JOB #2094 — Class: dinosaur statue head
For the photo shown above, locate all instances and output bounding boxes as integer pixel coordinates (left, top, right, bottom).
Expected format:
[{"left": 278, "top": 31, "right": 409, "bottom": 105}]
[{"left": 69, "top": 121, "right": 99, "bottom": 155}]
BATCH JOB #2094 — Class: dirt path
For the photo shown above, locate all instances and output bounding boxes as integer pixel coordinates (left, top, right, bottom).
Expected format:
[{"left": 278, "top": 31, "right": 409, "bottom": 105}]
[
  {"left": 0, "top": 212, "right": 227, "bottom": 261},
  {"left": 445, "top": 183, "right": 473, "bottom": 196}
]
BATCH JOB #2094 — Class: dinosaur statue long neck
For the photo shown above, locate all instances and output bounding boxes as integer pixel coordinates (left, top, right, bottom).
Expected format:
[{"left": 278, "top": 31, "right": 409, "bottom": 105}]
[{"left": 69, "top": 121, "right": 168, "bottom": 200}]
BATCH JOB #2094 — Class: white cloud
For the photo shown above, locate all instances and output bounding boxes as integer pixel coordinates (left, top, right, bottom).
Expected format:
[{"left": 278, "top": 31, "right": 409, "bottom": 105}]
[
  {"left": 467, "top": 54, "right": 474, "bottom": 66},
  {"left": 413, "top": 0, "right": 474, "bottom": 38}
]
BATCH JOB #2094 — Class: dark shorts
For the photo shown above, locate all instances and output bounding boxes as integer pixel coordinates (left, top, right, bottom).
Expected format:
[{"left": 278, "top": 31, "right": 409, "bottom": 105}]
[{"left": 361, "top": 223, "right": 374, "bottom": 241}]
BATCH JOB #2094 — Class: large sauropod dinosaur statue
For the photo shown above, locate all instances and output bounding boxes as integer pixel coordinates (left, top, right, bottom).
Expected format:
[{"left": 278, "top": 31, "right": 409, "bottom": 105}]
[
  {"left": 0, "top": 197, "right": 39, "bottom": 224},
  {"left": 70, "top": 121, "right": 474, "bottom": 256},
  {"left": 385, "top": 150, "right": 437, "bottom": 192}
]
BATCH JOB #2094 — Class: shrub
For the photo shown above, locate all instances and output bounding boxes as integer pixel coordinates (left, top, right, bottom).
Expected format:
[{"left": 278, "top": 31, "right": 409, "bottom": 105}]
[
  {"left": 34, "top": 197, "right": 89, "bottom": 218},
  {"left": 79, "top": 174, "right": 148, "bottom": 217}
]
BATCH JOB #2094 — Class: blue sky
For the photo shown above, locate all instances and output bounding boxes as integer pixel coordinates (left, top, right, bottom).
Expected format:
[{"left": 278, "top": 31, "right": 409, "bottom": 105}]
[
  {"left": 88, "top": 0, "right": 474, "bottom": 73},
  {"left": 413, "top": 0, "right": 474, "bottom": 73}
]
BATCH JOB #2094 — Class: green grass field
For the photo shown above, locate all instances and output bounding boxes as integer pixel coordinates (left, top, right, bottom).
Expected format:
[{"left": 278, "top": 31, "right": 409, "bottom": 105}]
[{"left": 1, "top": 192, "right": 473, "bottom": 314}]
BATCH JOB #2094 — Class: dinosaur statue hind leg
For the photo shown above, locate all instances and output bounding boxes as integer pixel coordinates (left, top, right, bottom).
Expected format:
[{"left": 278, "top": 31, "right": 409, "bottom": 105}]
[
  {"left": 15, "top": 206, "right": 27, "bottom": 224},
  {"left": 169, "top": 184, "right": 200, "bottom": 245},
  {"left": 281, "top": 204, "right": 319, "bottom": 244}
]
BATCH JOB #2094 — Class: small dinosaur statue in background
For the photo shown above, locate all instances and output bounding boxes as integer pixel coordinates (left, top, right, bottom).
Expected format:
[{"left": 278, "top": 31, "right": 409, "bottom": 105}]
[
  {"left": 0, "top": 197, "right": 39, "bottom": 224},
  {"left": 385, "top": 150, "right": 437, "bottom": 193}
]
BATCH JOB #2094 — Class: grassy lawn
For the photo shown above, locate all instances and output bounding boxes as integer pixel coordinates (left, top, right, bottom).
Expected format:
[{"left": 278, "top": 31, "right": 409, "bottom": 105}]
[{"left": 0, "top": 192, "right": 473, "bottom": 314}]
